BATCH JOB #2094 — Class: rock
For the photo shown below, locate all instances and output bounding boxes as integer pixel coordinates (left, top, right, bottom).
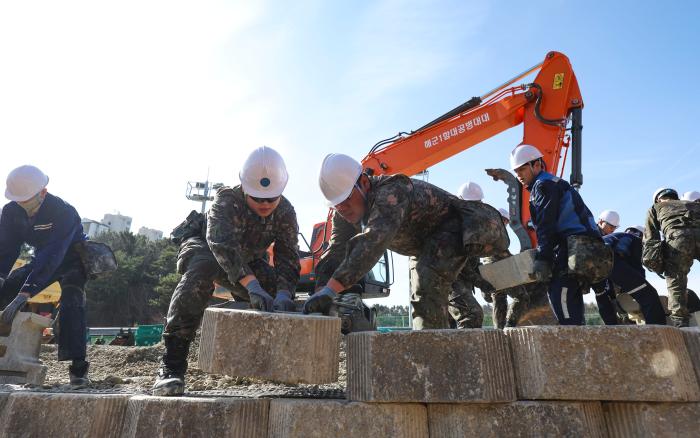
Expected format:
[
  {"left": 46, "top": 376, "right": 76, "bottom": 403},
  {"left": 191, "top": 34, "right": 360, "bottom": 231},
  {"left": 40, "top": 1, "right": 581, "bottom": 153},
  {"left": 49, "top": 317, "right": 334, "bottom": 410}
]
[
  {"left": 681, "top": 328, "right": 700, "bottom": 383},
  {"left": 0, "top": 392, "right": 130, "bottom": 437},
  {"left": 346, "top": 329, "right": 516, "bottom": 403},
  {"left": 603, "top": 402, "right": 700, "bottom": 437},
  {"left": 506, "top": 325, "right": 700, "bottom": 401},
  {"left": 122, "top": 396, "right": 269, "bottom": 438},
  {"left": 268, "top": 399, "right": 427, "bottom": 437},
  {"left": 428, "top": 401, "right": 606, "bottom": 438},
  {"left": 478, "top": 249, "right": 537, "bottom": 291},
  {"left": 0, "top": 312, "right": 52, "bottom": 385},
  {"left": 198, "top": 308, "right": 341, "bottom": 384}
]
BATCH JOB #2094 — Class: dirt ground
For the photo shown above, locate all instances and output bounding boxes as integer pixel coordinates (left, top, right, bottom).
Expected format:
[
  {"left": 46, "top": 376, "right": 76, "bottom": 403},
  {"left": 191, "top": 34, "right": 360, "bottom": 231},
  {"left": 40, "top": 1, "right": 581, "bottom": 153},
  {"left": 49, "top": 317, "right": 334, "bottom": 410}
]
[{"left": 36, "top": 333, "right": 347, "bottom": 396}]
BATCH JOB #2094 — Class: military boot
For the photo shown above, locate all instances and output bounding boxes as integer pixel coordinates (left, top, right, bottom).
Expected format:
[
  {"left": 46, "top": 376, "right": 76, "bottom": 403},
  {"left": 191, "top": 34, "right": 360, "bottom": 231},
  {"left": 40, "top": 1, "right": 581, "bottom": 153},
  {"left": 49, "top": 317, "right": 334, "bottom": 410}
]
[
  {"left": 152, "top": 336, "right": 190, "bottom": 396},
  {"left": 670, "top": 316, "right": 690, "bottom": 328},
  {"left": 68, "top": 359, "right": 90, "bottom": 389}
]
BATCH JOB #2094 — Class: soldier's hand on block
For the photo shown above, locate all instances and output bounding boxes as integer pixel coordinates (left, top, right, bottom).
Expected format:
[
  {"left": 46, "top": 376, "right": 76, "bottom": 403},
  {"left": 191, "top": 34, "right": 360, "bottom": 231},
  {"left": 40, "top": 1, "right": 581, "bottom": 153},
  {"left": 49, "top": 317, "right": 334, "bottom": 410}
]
[
  {"left": 531, "top": 259, "right": 552, "bottom": 282},
  {"left": 273, "top": 290, "right": 296, "bottom": 312},
  {"left": 245, "top": 279, "right": 274, "bottom": 312},
  {"left": 0, "top": 293, "right": 29, "bottom": 326},
  {"left": 303, "top": 286, "right": 336, "bottom": 315}
]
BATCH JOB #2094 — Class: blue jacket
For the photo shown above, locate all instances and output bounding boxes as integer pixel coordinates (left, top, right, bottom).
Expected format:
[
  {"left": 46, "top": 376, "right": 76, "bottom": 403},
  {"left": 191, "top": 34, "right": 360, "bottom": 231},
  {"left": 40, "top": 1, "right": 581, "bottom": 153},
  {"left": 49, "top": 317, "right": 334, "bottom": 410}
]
[
  {"left": 528, "top": 171, "right": 600, "bottom": 261},
  {"left": 603, "top": 232, "right": 644, "bottom": 276},
  {"left": 0, "top": 193, "right": 86, "bottom": 295}
]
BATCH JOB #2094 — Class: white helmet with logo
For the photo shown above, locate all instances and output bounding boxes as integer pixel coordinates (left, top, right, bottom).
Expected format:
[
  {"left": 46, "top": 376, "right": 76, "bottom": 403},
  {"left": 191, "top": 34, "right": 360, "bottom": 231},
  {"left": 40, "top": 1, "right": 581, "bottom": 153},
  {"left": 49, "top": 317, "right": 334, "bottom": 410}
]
[
  {"left": 318, "top": 153, "right": 363, "bottom": 206},
  {"left": 682, "top": 191, "right": 700, "bottom": 202},
  {"left": 239, "top": 146, "right": 289, "bottom": 198},
  {"left": 457, "top": 181, "right": 484, "bottom": 201},
  {"left": 509, "top": 144, "right": 544, "bottom": 170},
  {"left": 598, "top": 210, "right": 620, "bottom": 228},
  {"left": 5, "top": 165, "right": 49, "bottom": 202}
]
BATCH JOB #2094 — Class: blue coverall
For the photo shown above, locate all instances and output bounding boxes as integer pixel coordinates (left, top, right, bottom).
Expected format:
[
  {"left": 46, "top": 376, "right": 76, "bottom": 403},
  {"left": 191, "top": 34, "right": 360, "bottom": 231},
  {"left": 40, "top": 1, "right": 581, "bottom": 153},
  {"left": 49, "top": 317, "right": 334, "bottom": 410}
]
[{"left": 0, "top": 193, "right": 88, "bottom": 361}]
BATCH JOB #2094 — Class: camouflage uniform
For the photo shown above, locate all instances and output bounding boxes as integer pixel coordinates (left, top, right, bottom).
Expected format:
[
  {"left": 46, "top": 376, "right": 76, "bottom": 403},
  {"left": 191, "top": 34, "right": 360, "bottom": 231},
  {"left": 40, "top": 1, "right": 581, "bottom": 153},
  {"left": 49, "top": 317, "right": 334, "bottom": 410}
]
[
  {"left": 644, "top": 200, "right": 700, "bottom": 325},
  {"left": 481, "top": 250, "right": 532, "bottom": 329},
  {"left": 164, "top": 185, "right": 300, "bottom": 341},
  {"left": 316, "top": 175, "right": 506, "bottom": 329},
  {"left": 449, "top": 257, "right": 486, "bottom": 328}
]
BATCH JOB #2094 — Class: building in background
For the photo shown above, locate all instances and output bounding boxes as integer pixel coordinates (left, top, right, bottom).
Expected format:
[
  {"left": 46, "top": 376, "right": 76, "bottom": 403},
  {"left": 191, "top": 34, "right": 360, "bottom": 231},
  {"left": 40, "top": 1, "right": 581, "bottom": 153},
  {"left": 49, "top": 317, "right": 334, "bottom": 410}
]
[
  {"left": 102, "top": 213, "right": 132, "bottom": 233},
  {"left": 138, "top": 226, "right": 163, "bottom": 241},
  {"left": 81, "top": 218, "right": 110, "bottom": 238}
]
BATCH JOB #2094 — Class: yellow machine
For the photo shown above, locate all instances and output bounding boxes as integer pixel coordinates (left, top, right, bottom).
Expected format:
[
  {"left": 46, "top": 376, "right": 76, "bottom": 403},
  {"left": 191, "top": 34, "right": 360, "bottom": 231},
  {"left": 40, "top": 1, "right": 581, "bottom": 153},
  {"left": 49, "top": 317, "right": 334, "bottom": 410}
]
[{"left": 11, "top": 260, "right": 62, "bottom": 305}]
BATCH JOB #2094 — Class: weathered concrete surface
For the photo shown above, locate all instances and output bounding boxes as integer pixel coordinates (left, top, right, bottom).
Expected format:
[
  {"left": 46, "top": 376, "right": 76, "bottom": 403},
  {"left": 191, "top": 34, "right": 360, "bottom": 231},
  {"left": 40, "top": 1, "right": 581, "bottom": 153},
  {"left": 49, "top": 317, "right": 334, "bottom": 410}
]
[
  {"left": 506, "top": 326, "right": 700, "bottom": 401},
  {"left": 0, "top": 312, "right": 52, "bottom": 385},
  {"left": 479, "top": 249, "right": 537, "bottom": 291},
  {"left": 122, "top": 396, "right": 269, "bottom": 438},
  {"left": 681, "top": 328, "right": 700, "bottom": 384},
  {"left": 198, "top": 308, "right": 341, "bottom": 384},
  {"left": 268, "top": 399, "right": 427, "bottom": 438},
  {"left": 347, "top": 329, "right": 516, "bottom": 403},
  {"left": 603, "top": 402, "right": 700, "bottom": 438},
  {"left": 0, "top": 392, "right": 129, "bottom": 437},
  {"left": 429, "top": 401, "right": 606, "bottom": 438}
]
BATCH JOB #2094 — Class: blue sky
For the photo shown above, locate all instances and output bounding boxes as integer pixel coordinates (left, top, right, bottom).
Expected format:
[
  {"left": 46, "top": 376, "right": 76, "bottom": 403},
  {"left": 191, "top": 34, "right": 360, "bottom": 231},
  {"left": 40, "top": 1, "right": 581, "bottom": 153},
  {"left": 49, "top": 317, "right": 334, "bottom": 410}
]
[{"left": 1, "top": 1, "right": 698, "bottom": 307}]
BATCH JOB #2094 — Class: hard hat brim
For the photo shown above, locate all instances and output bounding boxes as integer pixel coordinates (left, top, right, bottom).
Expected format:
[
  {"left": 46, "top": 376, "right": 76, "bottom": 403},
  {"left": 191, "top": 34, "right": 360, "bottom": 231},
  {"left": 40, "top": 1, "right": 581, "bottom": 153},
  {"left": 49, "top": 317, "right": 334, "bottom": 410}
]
[{"left": 5, "top": 175, "right": 49, "bottom": 202}]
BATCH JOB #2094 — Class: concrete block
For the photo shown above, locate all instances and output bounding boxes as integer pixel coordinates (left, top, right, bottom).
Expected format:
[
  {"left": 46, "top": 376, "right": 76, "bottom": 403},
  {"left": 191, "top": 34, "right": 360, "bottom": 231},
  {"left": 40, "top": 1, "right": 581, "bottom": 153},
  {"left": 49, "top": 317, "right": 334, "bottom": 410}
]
[
  {"left": 506, "top": 325, "right": 700, "bottom": 401},
  {"left": 347, "top": 329, "right": 516, "bottom": 403},
  {"left": 479, "top": 249, "right": 537, "bottom": 291},
  {"left": 122, "top": 396, "right": 269, "bottom": 438},
  {"left": 198, "top": 308, "right": 341, "bottom": 384},
  {"left": 0, "top": 392, "right": 129, "bottom": 438},
  {"left": 429, "top": 401, "right": 606, "bottom": 438},
  {"left": 268, "top": 399, "right": 427, "bottom": 438},
  {"left": 0, "top": 312, "right": 52, "bottom": 385},
  {"left": 603, "top": 402, "right": 700, "bottom": 438},
  {"left": 681, "top": 328, "right": 700, "bottom": 384}
]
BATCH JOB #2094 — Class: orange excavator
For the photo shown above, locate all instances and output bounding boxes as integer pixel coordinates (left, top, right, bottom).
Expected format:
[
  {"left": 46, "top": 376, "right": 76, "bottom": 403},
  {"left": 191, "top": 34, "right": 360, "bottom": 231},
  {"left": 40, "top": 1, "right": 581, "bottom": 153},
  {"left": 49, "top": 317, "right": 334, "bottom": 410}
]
[{"left": 295, "top": 51, "right": 584, "bottom": 328}]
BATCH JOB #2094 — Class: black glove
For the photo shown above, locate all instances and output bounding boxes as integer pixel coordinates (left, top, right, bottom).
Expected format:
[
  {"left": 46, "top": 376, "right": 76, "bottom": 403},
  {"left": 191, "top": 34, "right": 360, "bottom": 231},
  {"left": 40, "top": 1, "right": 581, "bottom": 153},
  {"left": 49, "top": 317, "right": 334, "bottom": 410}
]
[
  {"left": 303, "top": 286, "right": 336, "bottom": 315},
  {"left": 1, "top": 293, "right": 29, "bottom": 326},
  {"left": 245, "top": 280, "right": 274, "bottom": 312},
  {"left": 530, "top": 259, "right": 552, "bottom": 282},
  {"left": 273, "top": 290, "right": 296, "bottom": 312}
]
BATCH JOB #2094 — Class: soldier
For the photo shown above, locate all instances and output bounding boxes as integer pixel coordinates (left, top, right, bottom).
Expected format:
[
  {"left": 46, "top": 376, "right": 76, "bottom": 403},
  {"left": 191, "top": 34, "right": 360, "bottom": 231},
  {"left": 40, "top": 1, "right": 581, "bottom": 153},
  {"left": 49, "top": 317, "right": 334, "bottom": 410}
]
[
  {"left": 682, "top": 191, "right": 700, "bottom": 202},
  {"left": 306, "top": 154, "right": 508, "bottom": 329},
  {"left": 643, "top": 187, "right": 700, "bottom": 327},
  {"left": 510, "top": 145, "right": 609, "bottom": 325},
  {"left": 597, "top": 210, "right": 620, "bottom": 236},
  {"left": 0, "top": 166, "right": 92, "bottom": 387},
  {"left": 153, "top": 146, "right": 301, "bottom": 396}
]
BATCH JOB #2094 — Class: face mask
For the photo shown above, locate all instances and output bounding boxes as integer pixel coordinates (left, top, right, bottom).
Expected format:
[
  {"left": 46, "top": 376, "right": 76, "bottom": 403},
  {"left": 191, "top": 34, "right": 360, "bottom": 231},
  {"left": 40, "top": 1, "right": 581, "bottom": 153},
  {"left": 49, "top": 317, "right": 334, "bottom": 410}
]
[{"left": 18, "top": 193, "right": 45, "bottom": 217}]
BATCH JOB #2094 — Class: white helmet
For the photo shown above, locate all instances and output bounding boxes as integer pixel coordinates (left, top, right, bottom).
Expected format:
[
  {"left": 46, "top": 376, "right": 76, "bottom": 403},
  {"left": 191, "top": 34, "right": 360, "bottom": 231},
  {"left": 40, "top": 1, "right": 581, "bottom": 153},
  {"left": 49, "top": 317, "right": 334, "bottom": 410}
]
[
  {"left": 509, "top": 144, "right": 544, "bottom": 170},
  {"left": 598, "top": 210, "right": 620, "bottom": 227},
  {"left": 239, "top": 146, "right": 289, "bottom": 198},
  {"left": 457, "top": 181, "right": 483, "bottom": 201},
  {"left": 682, "top": 190, "right": 700, "bottom": 202},
  {"left": 624, "top": 225, "right": 645, "bottom": 238},
  {"left": 5, "top": 165, "right": 49, "bottom": 202},
  {"left": 318, "top": 153, "right": 363, "bottom": 206},
  {"left": 653, "top": 187, "right": 678, "bottom": 203},
  {"left": 498, "top": 207, "right": 509, "bottom": 220}
]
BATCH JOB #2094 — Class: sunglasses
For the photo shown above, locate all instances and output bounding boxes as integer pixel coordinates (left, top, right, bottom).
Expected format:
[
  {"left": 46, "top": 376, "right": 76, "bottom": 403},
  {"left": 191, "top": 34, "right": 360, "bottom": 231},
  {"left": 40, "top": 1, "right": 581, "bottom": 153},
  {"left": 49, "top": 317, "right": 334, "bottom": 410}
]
[{"left": 249, "top": 195, "right": 280, "bottom": 204}]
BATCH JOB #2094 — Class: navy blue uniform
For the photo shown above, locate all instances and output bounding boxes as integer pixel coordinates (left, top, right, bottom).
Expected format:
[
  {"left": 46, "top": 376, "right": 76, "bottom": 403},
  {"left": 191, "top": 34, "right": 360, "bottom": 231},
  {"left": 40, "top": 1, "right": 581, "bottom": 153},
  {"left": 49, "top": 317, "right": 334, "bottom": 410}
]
[
  {"left": 528, "top": 171, "right": 600, "bottom": 325},
  {"left": 0, "top": 193, "right": 88, "bottom": 361},
  {"left": 594, "top": 232, "right": 666, "bottom": 325}
]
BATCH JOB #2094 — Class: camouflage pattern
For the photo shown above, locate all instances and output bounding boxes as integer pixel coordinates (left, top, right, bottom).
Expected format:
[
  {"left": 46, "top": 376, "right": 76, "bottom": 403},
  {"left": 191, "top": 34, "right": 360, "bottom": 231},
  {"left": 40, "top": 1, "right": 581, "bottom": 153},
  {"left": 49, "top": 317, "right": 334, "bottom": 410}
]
[
  {"left": 482, "top": 249, "right": 532, "bottom": 328},
  {"left": 566, "top": 234, "right": 612, "bottom": 285},
  {"left": 72, "top": 241, "right": 117, "bottom": 279},
  {"left": 644, "top": 200, "right": 700, "bottom": 323},
  {"left": 449, "top": 257, "right": 485, "bottom": 328},
  {"left": 164, "top": 185, "right": 300, "bottom": 341}
]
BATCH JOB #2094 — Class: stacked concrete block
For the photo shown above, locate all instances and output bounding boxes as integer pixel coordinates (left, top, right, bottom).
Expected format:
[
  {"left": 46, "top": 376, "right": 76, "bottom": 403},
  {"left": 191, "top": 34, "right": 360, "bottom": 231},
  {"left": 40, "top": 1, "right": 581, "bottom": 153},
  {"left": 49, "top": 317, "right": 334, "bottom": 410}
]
[
  {"left": 122, "top": 396, "right": 269, "bottom": 438},
  {"left": 268, "top": 399, "right": 427, "bottom": 438},
  {"left": 0, "top": 392, "right": 130, "bottom": 437},
  {"left": 428, "top": 401, "right": 606, "bottom": 438},
  {"left": 347, "top": 329, "right": 516, "bottom": 403},
  {"left": 198, "top": 308, "right": 341, "bottom": 384},
  {"left": 0, "top": 312, "right": 52, "bottom": 385},
  {"left": 506, "top": 325, "right": 700, "bottom": 401},
  {"left": 478, "top": 249, "right": 537, "bottom": 291},
  {"left": 603, "top": 402, "right": 700, "bottom": 437},
  {"left": 681, "top": 327, "right": 700, "bottom": 383}
]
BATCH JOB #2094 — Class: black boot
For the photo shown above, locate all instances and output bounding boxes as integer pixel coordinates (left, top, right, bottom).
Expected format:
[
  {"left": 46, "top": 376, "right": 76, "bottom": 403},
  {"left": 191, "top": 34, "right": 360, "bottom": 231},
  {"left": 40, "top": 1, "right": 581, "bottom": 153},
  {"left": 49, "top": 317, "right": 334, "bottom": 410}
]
[
  {"left": 152, "top": 335, "right": 190, "bottom": 396},
  {"left": 69, "top": 359, "right": 90, "bottom": 388}
]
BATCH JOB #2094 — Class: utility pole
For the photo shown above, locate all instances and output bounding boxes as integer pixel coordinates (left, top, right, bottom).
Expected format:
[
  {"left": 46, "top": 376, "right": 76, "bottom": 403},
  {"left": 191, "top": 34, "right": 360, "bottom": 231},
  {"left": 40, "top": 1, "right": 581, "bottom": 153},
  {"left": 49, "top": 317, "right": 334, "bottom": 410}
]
[{"left": 186, "top": 169, "right": 223, "bottom": 213}]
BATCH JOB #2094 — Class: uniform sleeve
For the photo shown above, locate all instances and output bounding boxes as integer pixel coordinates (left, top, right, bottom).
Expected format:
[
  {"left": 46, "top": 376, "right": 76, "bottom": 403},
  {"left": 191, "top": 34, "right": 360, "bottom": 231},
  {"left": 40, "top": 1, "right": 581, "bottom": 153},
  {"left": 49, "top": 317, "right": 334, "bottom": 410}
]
[
  {"left": 206, "top": 189, "right": 255, "bottom": 286},
  {"left": 314, "top": 211, "right": 360, "bottom": 288},
  {"left": 531, "top": 180, "right": 561, "bottom": 262},
  {"left": 643, "top": 207, "right": 661, "bottom": 242},
  {"left": 0, "top": 206, "right": 22, "bottom": 278},
  {"left": 273, "top": 207, "right": 301, "bottom": 293},
  {"left": 330, "top": 179, "right": 412, "bottom": 287}
]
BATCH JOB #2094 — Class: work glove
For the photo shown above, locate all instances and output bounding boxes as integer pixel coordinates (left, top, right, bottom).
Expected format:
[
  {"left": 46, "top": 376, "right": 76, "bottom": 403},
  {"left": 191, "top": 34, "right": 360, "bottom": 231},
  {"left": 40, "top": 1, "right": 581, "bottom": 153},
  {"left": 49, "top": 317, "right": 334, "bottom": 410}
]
[
  {"left": 1, "top": 293, "right": 29, "bottom": 326},
  {"left": 530, "top": 259, "right": 552, "bottom": 283},
  {"left": 245, "top": 280, "right": 274, "bottom": 312},
  {"left": 273, "top": 290, "right": 296, "bottom": 312},
  {"left": 481, "top": 289, "right": 493, "bottom": 303},
  {"left": 303, "top": 286, "right": 336, "bottom": 315}
]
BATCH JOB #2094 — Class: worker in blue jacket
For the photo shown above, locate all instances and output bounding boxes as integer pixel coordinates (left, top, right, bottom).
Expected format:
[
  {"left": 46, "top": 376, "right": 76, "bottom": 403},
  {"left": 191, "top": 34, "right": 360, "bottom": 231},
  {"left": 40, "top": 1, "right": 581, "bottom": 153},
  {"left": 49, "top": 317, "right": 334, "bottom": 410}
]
[
  {"left": 0, "top": 165, "right": 90, "bottom": 387},
  {"left": 510, "top": 145, "right": 606, "bottom": 325},
  {"left": 594, "top": 225, "right": 666, "bottom": 325}
]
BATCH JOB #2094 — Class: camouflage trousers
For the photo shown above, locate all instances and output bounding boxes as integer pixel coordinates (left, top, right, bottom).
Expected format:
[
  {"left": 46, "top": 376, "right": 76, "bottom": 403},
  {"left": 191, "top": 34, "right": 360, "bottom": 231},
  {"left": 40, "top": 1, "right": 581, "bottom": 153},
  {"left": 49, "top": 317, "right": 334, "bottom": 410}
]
[
  {"left": 449, "top": 277, "right": 483, "bottom": 328},
  {"left": 409, "top": 217, "right": 469, "bottom": 329},
  {"left": 490, "top": 285, "right": 530, "bottom": 329},
  {"left": 664, "top": 229, "right": 700, "bottom": 323},
  {"left": 164, "top": 237, "right": 280, "bottom": 341}
]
